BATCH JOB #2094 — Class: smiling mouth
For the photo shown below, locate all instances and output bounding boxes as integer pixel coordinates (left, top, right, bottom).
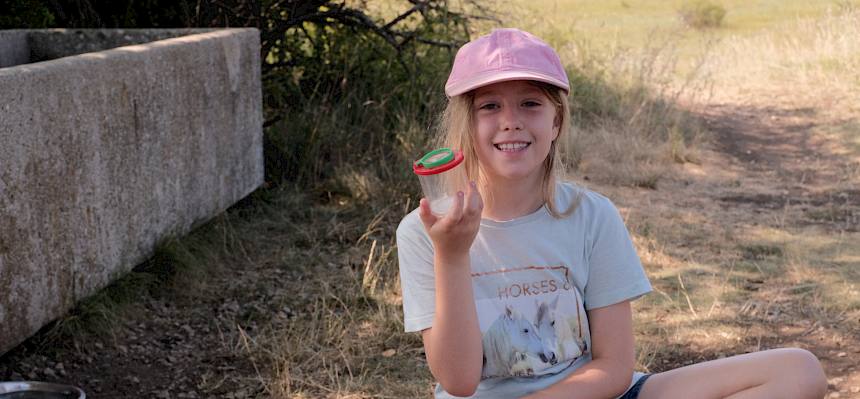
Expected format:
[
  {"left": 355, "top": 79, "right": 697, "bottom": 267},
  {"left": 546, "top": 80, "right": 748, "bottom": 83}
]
[{"left": 494, "top": 142, "right": 530, "bottom": 152}]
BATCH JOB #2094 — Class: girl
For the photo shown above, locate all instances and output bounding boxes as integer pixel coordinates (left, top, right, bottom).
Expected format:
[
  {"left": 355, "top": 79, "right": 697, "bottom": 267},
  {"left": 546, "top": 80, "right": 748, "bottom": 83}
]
[{"left": 396, "top": 28, "right": 827, "bottom": 399}]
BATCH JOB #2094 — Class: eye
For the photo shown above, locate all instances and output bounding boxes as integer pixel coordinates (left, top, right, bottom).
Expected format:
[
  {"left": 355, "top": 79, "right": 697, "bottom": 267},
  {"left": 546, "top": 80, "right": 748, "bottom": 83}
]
[
  {"left": 523, "top": 328, "right": 529, "bottom": 334},
  {"left": 522, "top": 100, "right": 542, "bottom": 107},
  {"left": 550, "top": 320, "right": 555, "bottom": 327},
  {"left": 478, "top": 102, "right": 499, "bottom": 110}
]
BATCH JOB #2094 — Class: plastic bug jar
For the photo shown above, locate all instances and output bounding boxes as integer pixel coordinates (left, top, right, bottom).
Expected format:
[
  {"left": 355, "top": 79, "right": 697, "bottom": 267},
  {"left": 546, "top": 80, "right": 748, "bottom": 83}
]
[{"left": 412, "top": 147, "right": 465, "bottom": 216}]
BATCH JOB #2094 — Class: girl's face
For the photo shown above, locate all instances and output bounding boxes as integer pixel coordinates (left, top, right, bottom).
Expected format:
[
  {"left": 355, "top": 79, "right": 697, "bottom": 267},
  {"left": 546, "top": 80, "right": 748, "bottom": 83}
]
[{"left": 471, "top": 80, "right": 559, "bottom": 186}]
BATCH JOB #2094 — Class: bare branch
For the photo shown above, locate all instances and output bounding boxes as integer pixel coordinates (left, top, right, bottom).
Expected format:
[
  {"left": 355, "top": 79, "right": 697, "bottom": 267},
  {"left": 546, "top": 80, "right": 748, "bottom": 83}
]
[{"left": 382, "top": 4, "right": 423, "bottom": 31}]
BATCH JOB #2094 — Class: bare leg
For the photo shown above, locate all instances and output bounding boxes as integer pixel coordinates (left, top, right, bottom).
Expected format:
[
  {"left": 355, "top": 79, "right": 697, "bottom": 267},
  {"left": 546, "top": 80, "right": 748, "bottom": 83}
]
[{"left": 637, "top": 348, "right": 827, "bottom": 399}]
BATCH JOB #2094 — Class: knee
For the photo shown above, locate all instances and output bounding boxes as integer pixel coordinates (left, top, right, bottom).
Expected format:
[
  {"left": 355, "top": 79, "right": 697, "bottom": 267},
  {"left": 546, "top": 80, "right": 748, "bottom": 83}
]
[{"left": 778, "top": 348, "right": 827, "bottom": 399}]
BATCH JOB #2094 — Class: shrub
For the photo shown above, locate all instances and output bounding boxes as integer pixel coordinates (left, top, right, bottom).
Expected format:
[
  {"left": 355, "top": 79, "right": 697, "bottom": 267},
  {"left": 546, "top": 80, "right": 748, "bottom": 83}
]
[
  {"left": 679, "top": 0, "right": 727, "bottom": 29},
  {"left": 0, "top": 0, "right": 54, "bottom": 28}
]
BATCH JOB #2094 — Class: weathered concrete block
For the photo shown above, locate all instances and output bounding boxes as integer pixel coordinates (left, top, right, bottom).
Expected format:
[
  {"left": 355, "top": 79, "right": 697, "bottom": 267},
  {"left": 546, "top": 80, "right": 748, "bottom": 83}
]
[
  {"left": 0, "top": 30, "right": 29, "bottom": 68},
  {"left": 0, "top": 28, "right": 264, "bottom": 355}
]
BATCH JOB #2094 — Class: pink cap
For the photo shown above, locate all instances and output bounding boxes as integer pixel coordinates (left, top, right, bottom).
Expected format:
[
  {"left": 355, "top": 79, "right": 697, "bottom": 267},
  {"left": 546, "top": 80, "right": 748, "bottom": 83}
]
[{"left": 445, "top": 28, "right": 570, "bottom": 97}]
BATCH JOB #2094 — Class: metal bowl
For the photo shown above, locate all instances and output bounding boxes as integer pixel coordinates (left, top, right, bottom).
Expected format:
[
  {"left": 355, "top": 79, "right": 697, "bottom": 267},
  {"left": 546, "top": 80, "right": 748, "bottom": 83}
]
[{"left": 0, "top": 382, "right": 85, "bottom": 399}]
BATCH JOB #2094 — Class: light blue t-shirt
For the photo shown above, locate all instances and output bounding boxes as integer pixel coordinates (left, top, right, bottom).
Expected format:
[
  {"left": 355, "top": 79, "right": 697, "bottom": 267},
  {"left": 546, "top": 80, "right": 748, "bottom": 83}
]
[{"left": 396, "top": 182, "right": 652, "bottom": 398}]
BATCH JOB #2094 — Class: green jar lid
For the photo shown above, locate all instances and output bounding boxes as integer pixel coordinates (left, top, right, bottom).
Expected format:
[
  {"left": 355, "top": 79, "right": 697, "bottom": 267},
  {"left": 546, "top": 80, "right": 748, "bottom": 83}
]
[{"left": 413, "top": 148, "right": 464, "bottom": 176}]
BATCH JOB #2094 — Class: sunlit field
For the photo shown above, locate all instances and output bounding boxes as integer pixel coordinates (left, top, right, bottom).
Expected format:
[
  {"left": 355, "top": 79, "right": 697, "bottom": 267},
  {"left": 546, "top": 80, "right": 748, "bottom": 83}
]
[{"left": 506, "top": 0, "right": 834, "bottom": 58}]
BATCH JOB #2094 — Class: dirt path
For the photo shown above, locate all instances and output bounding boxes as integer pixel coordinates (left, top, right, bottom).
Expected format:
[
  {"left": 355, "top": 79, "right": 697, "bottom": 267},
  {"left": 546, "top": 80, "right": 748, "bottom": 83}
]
[
  {"left": 605, "top": 99, "right": 860, "bottom": 397},
  {"left": 701, "top": 102, "right": 859, "bottom": 395}
]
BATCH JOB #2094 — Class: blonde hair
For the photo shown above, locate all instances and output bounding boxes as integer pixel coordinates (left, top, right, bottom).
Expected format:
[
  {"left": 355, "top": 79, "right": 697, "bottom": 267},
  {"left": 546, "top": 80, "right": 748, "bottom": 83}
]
[{"left": 435, "top": 80, "right": 577, "bottom": 218}]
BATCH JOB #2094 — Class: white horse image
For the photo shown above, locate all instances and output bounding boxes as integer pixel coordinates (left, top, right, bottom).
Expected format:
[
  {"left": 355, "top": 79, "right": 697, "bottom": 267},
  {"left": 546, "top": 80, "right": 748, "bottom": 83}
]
[
  {"left": 509, "top": 351, "right": 547, "bottom": 377},
  {"left": 535, "top": 296, "right": 586, "bottom": 362},
  {"left": 482, "top": 306, "right": 553, "bottom": 378}
]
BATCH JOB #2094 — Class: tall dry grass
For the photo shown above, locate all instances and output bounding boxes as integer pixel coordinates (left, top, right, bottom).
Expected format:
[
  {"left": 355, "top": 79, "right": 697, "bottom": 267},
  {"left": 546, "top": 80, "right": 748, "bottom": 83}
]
[
  {"left": 703, "top": 6, "right": 860, "bottom": 166},
  {"left": 38, "top": 3, "right": 717, "bottom": 398},
  {"left": 15, "top": 3, "right": 859, "bottom": 399},
  {"left": 705, "top": 6, "right": 860, "bottom": 107},
  {"left": 261, "top": 14, "right": 712, "bottom": 399},
  {"left": 527, "top": 23, "right": 711, "bottom": 188}
]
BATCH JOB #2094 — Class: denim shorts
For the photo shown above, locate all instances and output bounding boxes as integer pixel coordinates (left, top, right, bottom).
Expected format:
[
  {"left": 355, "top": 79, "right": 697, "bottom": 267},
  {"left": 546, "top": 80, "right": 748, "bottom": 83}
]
[{"left": 618, "top": 374, "right": 651, "bottom": 399}]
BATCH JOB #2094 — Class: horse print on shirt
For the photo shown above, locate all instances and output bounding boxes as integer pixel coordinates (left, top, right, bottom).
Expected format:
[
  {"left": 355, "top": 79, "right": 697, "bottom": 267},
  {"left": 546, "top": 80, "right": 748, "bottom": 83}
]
[
  {"left": 473, "top": 265, "right": 590, "bottom": 379},
  {"left": 509, "top": 351, "right": 547, "bottom": 377},
  {"left": 534, "top": 296, "right": 587, "bottom": 361},
  {"left": 481, "top": 306, "right": 556, "bottom": 378}
]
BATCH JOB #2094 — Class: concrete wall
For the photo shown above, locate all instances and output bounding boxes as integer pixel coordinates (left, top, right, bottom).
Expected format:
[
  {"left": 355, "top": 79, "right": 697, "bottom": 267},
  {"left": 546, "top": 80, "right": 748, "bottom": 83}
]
[
  {"left": 0, "top": 30, "right": 29, "bottom": 68},
  {"left": 0, "top": 28, "right": 264, "bottom": 355},
  {"left": 0, "top": 29, "right": 216, "bottom": 67}
]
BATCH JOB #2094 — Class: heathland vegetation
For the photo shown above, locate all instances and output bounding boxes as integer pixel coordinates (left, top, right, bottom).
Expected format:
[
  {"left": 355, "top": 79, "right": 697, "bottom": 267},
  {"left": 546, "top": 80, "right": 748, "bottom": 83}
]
[{"left": 1, "top": 1, "right": 857, "bottom": 397}]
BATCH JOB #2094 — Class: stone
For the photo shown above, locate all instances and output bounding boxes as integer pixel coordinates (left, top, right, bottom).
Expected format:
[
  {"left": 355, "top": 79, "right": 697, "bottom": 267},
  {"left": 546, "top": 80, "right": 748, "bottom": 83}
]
[{"left": 0, "top": 28, "right": 263, "bottom": 357}]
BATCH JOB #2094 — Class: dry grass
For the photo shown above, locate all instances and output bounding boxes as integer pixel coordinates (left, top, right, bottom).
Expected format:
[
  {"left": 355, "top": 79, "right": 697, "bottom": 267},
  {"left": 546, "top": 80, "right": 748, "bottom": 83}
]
[
  {"left": 28, "top": 4, "right": 857, "bottom": 398},
  {"left": 260, "top": 6, "right": 860, "bottom": 398},
  {"left": 625, "top": 197, "right": 860, "bottom": 368},
  {"left": 200, "top": 186, "right": 431, "bottom": 398},
  {"left": 625, "top": 11, "right": 860, "bottom": 374},
  {"left": 602, "top": 117, "right": 860, "bottom": 374},
  {"left": 269, "top": 234, "right": 421, "bottom": 398},
  {"left": 2, "top": 2, "right": 854, "bottom": 398},
  {"left": 705, "top": 7, "right": 860, "bottom": 108},
  {"left": 214, "top": 5, "right": 860, "bottom": 397},
  {"left": 259, "top": 20, "right": 717, "bottom": 399},
  {"left": 514, "top": 21, "right": 712, "bottom": 188}
]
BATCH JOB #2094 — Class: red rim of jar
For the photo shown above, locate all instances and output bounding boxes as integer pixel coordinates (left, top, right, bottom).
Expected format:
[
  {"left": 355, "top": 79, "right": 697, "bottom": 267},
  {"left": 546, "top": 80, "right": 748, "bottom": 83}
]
[{"left": 413, "top": 149, "right": 464, "bottom": 175}]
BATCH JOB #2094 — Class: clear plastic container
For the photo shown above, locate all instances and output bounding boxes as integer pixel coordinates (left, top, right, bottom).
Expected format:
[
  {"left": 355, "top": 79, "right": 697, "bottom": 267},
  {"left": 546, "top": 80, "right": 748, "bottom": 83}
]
[{"left": 413, "top": 148, "right": 465, "bottom": 216}]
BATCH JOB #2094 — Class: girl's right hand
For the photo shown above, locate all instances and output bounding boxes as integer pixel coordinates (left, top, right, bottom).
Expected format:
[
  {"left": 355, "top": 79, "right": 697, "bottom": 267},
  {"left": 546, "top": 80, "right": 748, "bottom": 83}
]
[{"left": 418, "top": 181, "right": 483, "bottom": 263}]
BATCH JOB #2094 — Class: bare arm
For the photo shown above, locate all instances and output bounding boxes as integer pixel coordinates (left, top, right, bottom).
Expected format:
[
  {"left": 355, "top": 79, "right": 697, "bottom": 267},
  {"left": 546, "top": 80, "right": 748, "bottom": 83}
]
[
  {"left": 421, "top": 252, "right": 482, "bottom": 396},
  {"left": 521, "top": 301, "right": 635, "bottom": 399},
  {"left": 418, "top": 182, "right": 484, "bottom": 396}
]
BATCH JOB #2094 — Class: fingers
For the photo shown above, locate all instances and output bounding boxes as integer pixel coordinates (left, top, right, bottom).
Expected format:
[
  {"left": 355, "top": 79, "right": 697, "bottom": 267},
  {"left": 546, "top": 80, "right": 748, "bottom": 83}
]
[
  {"left": 418, "top": 198, "right": 438, "bottom": 230},
  {"left": 418, "top": 183, "right": 481, "bottom": 257},
  {"left": 444, "top": 190, "right": 465, "bottom": 223},
  {"left": 465, "top": 181, "right": 483, "bottom": 219},
  {"left": 420, "top": 181, "right": 481, "bottom": 236}
]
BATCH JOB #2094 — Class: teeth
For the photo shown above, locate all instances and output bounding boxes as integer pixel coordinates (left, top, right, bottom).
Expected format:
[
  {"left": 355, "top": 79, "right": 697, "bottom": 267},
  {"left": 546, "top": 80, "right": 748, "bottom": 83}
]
[{"left": 496, "top": 142, "right": 528, "bottom": 151}]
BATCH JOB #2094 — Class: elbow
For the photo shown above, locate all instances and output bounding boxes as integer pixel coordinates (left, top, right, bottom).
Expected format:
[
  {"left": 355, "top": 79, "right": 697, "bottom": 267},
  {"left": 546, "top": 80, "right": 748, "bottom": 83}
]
[
  {"left": 611, "top": 367, "right": 635, "bottom": 397},
  {"left": 436, "top": 367, "right": 481, "bottom": 397},
  {"left": 596, "top": 358, "right": 634, "bottom": 398},
  {"left": 440, "top": 379, "right": 479, "bottom": 397}
]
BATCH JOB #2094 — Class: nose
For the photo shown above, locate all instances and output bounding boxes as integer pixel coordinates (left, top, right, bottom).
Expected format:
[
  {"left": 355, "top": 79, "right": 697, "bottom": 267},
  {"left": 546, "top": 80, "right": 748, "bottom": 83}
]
[{"left": 500, "top": 105, "right": 522, "bottom": 131}]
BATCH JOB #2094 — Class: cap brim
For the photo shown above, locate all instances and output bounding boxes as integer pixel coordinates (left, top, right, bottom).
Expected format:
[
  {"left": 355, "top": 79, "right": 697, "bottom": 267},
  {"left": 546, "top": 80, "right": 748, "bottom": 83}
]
[{"left": 445, "top": 69, "right": 570, "bottom": 97}]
